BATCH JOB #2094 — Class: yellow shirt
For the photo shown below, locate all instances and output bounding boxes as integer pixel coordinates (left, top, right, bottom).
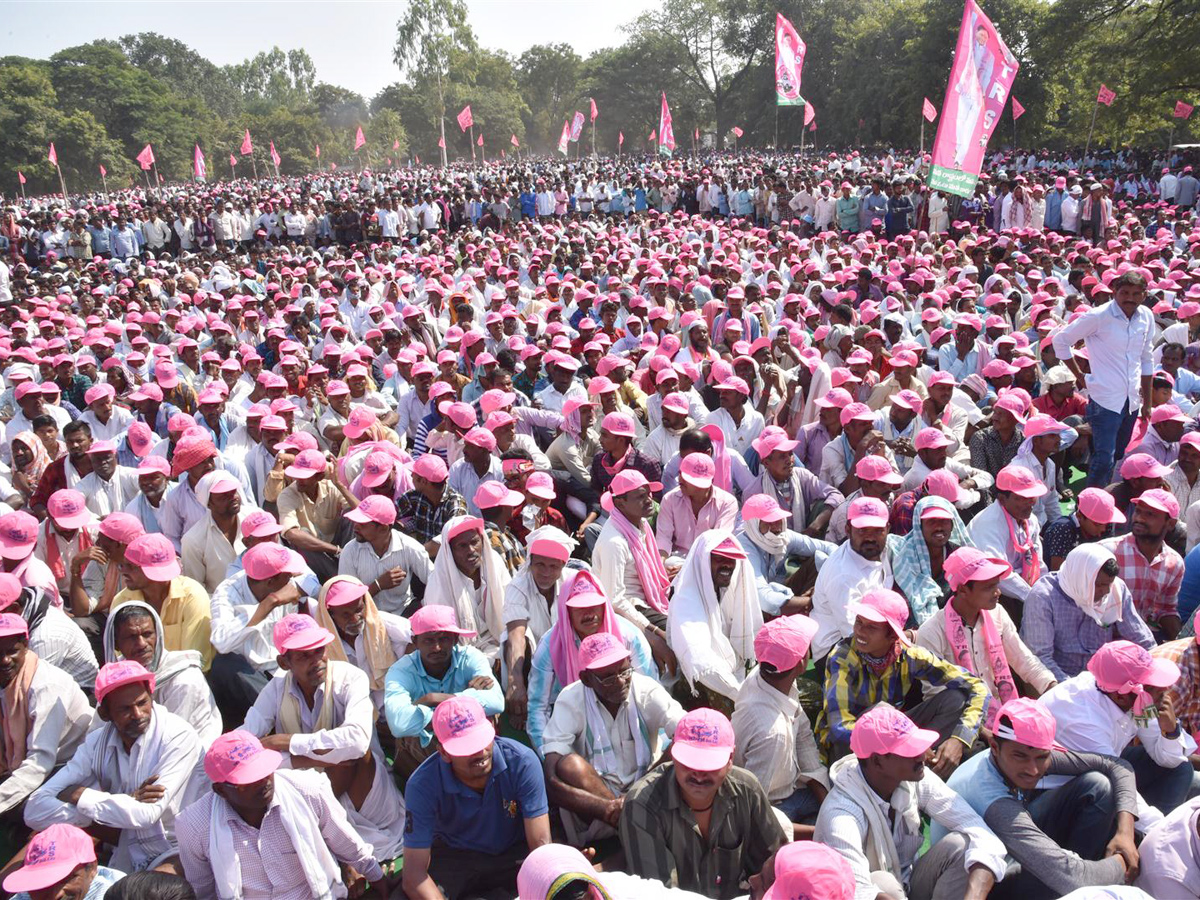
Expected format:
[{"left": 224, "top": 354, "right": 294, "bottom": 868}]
[
  {"left": 112, "top": 576, "right": 214, "bottom": 671},
  {"left": 277, "top": 478, "right": 348, "bottom": 543}
]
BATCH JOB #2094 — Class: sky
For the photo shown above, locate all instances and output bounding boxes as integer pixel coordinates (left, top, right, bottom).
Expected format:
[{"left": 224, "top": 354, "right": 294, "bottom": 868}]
[{"left": 1, "top": 0, "right": 657, "bottom": 101}]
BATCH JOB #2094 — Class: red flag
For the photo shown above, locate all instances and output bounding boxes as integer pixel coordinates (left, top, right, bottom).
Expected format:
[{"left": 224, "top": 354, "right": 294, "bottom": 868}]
[
  {"left": 47, "top": 143, "right": 57, "bottom": 167},
  {"left": 1012, "top": 97, "right": 1026, "bottom": 120},
  {"left": 804, "top": 103, "right": 816, "bottom": 126},
  {"left": 230, "top": 153, "right": 237, "bottom": 167},
  {"left": 618, "top": 131, "right": 624, "bottom": 147},
  {"left": 438, "top": 136, "right": 446, "bottom": 149},
  {"left": 269, "top": 142, "right": 281, "bottom": 167},
  {"left": 241, "top": 129, "right": 253, "bottom": 155},
  {"left": 1097, "top": 84, "right": 1116, "bottom": 106},
  {"left": 731, "top": 126, "right": 743, "bottom": 138},
  {"left": 315, "top": 143, "right": 321, "bottom": 159},
  {"left": 17, "top": 172, "right": 25, "bottom": 185},
  {"left": 330, "top": 162, "right": 337, "bottom": 171},
  {"left": 510, "top": 134, "right": 520, "bottom": 147},
  {"left": 136, "top": 144, "right": 155, "bottom": 170},
  {"left": 922, "top": 98, "right": 937, "bottom": 122},
  {"left": 456, "top": 105, "right": 473, "bottom": 131},
  {"left": 558, "top": 121, "right": 570, "bottom": 155},
  {"left": 386, "top": 158, "right": 392, "bottom": 166},
  {"left": 354, "top": 127, "right": 366, "bottom": 150},
  {"left": 590, "top": 98, "right": 598, "bottom": 122},
  {"left": 1175, "top": 100, "right": 1195, "bottom": 119},
  {"left": 393, "top": 139, "right": 400, "bottom": 149},
  {"left": 416, "top": 155, "right": 420, "bottom": 164},
  {"left": 809, "top": 121, "right": 816, "bottom": 132},
  {"left": 99, "top": 164, "right": 107, "bottom": 178},
  {"left": 477, "top": 133, "right": 484, "bottom": 146}
]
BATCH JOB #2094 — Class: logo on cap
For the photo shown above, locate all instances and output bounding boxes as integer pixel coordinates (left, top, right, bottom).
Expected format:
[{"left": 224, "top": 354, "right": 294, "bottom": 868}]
[
  {"left": 225, "top": 738, "right": 258, "bottom": 763},
  {"left": 446, "top": 707, "right": 479, "bottom": 738},
  {"left": 678, "top": 720, "right": 722, "bottom": 746}
]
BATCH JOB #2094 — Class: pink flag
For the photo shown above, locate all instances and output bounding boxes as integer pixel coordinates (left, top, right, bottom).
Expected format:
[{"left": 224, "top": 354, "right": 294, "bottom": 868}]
[
  {"left": 47, "top": 143, "right": 57, "bottom": 167},
  {"left": 315, "top": 144, "right": 321, "bottom": 159},
  {"left": 557, "top": 120, "right": 570, "bottom": 156},
  {"left": 590, "top": 98, "right": 598, "bottom": 122},
  {"left": 731, "top": 126, "right": 743, "bottom": 138},
  {"left": 99, "top": 164, "right": 107, "bottom": 178},
  {"left": 457, "top": 105, "right": 473, "bottom": 131},
  {"left": 230, "top": 153, "right": 237, "bottom": 167},
  {"left": 330, "top": 162, "right": 337, "bottom": 171},
  {"left": 241, "top": 129, "right": 253, "bottom": 155},
  {"left": 393, "top": 139, "right": 400, "bottom": 149},
  {"left": 1175, "top": 100, "right": 1194, "bottom": 120},
  {"left": 809, "top": 121, "right": 816, "bottom": 132},
  {"left": 570, "top": 111, "right": 585, "bottom": 142},
  {"left": 1012, "top": 97, "right": 1026, "bottom": 120},
  {"left": 501, "top": 149, "right": 506, "bottom": 158},
  {"left": 775, "top": 13, "right": 807, "bottom": 107},
  {"left": 136, "top": 143, "right": 155, "bottom": 171},
  {"left": 477, "top": 133, "right": 484, "bottom": 146},
  {"left": 387, "top": 158, "right": 392, "bottom": 166},
  {"left": 658, "top": 93, "right": 676, "bottom": 154},
  {"left": 510, "top": 134, "right": 520, "bottom": 147},
  {"left": 17, "top": 172, "right": 25, "bottom": 185},
  {"left": 804, "top": 102, "right": 816, "bottom": 126},
  {"left": 1097, "top": 84, "right": 1116, "bottom": 106},
  {"left": 354, "top": 127, "right": 366, "bottom": 150},
  {"left": 193, "top": 144, "right": 207, "bottom": 180},
  {"left": 694, "top": 127, "right": 699, "bottom": 140},
  {"left": 269, "top": 142, "right": 281, "bottom": 167},
  {"left": 618, "top": 131, "right": 624, "bottom": 147},
  {"left": 923, "top": 98, "right": 937, "bottom": 122},
  {"left": 649, "top": 128, "right": 656, "bottom": 142},
  {"left": 438, "top": 136, "right": 446, "bottom": 148}
]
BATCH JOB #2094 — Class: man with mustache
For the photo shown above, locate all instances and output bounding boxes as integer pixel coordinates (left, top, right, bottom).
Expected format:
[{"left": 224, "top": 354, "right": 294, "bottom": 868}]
[
  {"left": 620, "top": 707, "right": 786, "bottom": 898},
  {"left": 25, "top": 660, "right": 203, "bottom": 875}
]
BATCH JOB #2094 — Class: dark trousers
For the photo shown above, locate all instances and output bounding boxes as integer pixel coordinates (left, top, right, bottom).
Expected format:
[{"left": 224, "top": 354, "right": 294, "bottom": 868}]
[
  {"left": 831, "top": 688, "right": 969, "bottom": 761},
  {"left": 1087, "top": 398, "right": 1138, "bottom": 488},
  {"left": 207, "top": 652, "right": 270, "bottom": 729},
  {"left": 427, "top": 841, "right": 528, "bottom": 900},
  {"left": 1123, "top": 744, "right": 1193, "bottom": 815}
]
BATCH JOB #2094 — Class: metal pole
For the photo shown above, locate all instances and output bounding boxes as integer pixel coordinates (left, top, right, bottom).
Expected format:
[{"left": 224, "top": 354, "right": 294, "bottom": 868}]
[
  {"left": 437, "top": 67, "right": 448, "bottom": 168},
  {"left": 1084, "top": 101, "right": 1099, "bottom": 158},
  {"left": 470, "top": 124, "right": 476, "bottom": 162},
  {"left": 800, "top": 121, "right": 806, "bottom": 155},
  {"left": 20, "top": 180, "right": 25, "bottom": 202},
  {"left": 101, "top": 173, "right": 108, "bottom": 198}
]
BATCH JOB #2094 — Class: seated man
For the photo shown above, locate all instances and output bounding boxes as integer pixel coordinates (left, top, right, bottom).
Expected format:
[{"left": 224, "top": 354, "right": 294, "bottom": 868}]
[
  {"left": 68, "top": 511, "right": 145, "bottom": 628},
  {"left": 826, "top": 454, "right": 905, "bottom": 546},
  {"left": 26, "top": 661, "right": 203, "bottom": 873},
  {"left": 942, "top": 698, "right": 1139, "bottom": 900},
  {"left": 475, "top": 480, "right": 527, "bottom": 575},
  {"left": 542, "top": 631, "right": 684, "bottom": 845},
  {"left": 0, "top": 511, "right": 61, "bottom": 603},
  {"left": 276, "top": 448, "right": 358, "bottom": 583},
  {"left": 655, "top": 454, "right": 738, "bottom": 566},
  {"left": 423, "top": 515, "right": 511, "bottom": 662},
  {"left": 736, "top": 494, "right": 836, "bottom": 616},
  {"left": 384, "top": 606, "right": 504, "bottom": 778},
  {"left": 176, "top": 730, "right": 386, "bottom": 900},
  {"left": 37, "top": 489, "right": 98, "bottom": 598},
  {"left": 818, "top": 588, "right": 989, "bottom": 774},
  {"left": 396, "top": 454, "right": 470, "bottom": 554},
  {"left": 0, "top": 574, "right": 97, "bottom": 693},
  {"left": 101, "top": 601, "right": 223, "bottom": 748},
  {"left": 179, "top": 469, "right": 250, "bottom": 595},
  {"left": 747, "top": 425, "right": 844, "bottom": 538},
  {"left": 967, "top": 464, "right": 1046, "bottom": 609},
  {"left": 1103, "top": 488, "right": 1185, "bottom": 640},
  {"left": 339, "top": 494, "right": 433, "bottom": 614},
  {"left": 902, "top": 427, "right": 992, "bottom": 512},
  {"left": 243, "top": 613, "right": 405, "bottom": 866},
  {"left": 3, "top": 823, "right": 125, "bottom": 900},
  {"left": 732, "top": 614, "right": 828, "bottom": 837},
  {"left": 1041, "top": 640, "right": 1195, "bottom": 830},
  {"left": 1137, "top": 795, "right": 1200, "bottom": 898},
  {"left": 402, "top": 696, "right": 551, "bottom": 900},
  {"left": 815, "top": 704, "right": 1006, "bottom": 900},
  {"left": 1042, "top": 486, "right": 1125, "bottom": 570},
  {"left": 76, "top": 440, "right": 140, "bottom": 518},
  {"left": 1021, "top": 544, "right": 1154, "bottom": 681},
  {"left": 0, "top": 613, "right": 92, "bottom": 817},
  {"left": 620, "top": 707, "right": 787, "bottom": 899}
]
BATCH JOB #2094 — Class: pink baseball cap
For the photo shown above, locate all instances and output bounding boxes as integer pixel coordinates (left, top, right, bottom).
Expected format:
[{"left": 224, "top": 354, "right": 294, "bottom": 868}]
[
  {"left": 993, "top": 393, "right": 1028, "bottom": 424},
  {"left": 601, "top": 411, "right": 637, "bottom": 438},
  {"left": 661, "top": 391, "right": 690, "bottom": 415},
  {"left": 343, "top": 406, "right": 378, "bottom": 439},
  {"left": 123, "top": 533, "right": 181, "bottom": 582},
  {"left": 944, "top": 547, "right": 1013, "bottom": 591},
  {"left": 928, "top": 371, "right": 956, "bottom": 387},
  {"left": 579, "top": 632, "right": 631, "bottom": 672},
  {"left": 850, "top": 704, "right": 939, "bottom": 759},
  {"left": 1150, "top": 404, "right": 1189, "bottom": 426},
  {"left": 1136, "top": 487, "right": 1180, "bottom": 518},
  {"left": 742, "top": 494, "right": 790, "bottom": 523},
  {"left": 839, "top": 402, "right": 874, "bottom": 426},
  {"left": 412, "top": 454, "right": 449, "bottom": 482},
  {"left": 284, "top": 448, "right": 327, "bottom": 480},
  {"left": 126, "top": 421, "right": 155, "bottom": 457},
  {"left": 0, "top": 612, "right": 28, "bottom": 639},
  {"left": 94, "top": 659, "right": 155, "bottom": 704},
  {"left": 411, "top": 605, "right": 476, "bottom": 636},
  {"left": 814, "top": 387, "right": 854, "bottom": 409},
  {"left": 359, "top": 451, "right": 395, "bottom": 488},
  {"left": 852, "top": 588, "right": 910, "bottom": 644},
  {"left": 856, "top": 455, "right": 903, "bottom": 485},
  {"left": 474, "top": 480, "right": 523, "bottom": 509},
  {"left": 891, "top": 389, "right": 924, "bottom": 413},
  {"left": 272, "top": 613, "right": 335, "bottom": 653},
  {"left": 97, "top": 511, "right": 144, "bottom": 544},
  {"left": 1077, "top": 487, "right": 1126, "bottom": 524},
  {"left": 204, "top": 729, "right": 282, "bottom": 785},
  {"left": 914, "top": 427, "right": 951, "bottom": 451},
  {"left": 564, "top": 570, "right": 609, "bottom": 608},
  {"left": 996, "top": 464, "right": 1048, "bottom": 498},
  {"left": 924, "top": 469, "right": 962, "bottom": 502},
  {"left": 679, "top": 453, "right": 716, "bottom": 489},
  {"left": 762, "top": 841, "right": 855, "bottom": 900},
  {"left": 524, "top": 472, "right": 556, "bottom": 501},
  {"left": 439, "top": 401, "right": 477, "bottom": 430},
  {"left": 981, "top": 359, "right": 1018, "bottom": 379},
  {"left": 463, "top": 426, "right": 498, "bottom": 452},
  {"left": 480, "top": 389, "right": 516, "bottom": 416},
  {"left": 752, "top": 426, "right": 800, "bottom": 458},
  {"left": 716, "top": 376, "right": 750, "bottom": 396},
  {"left": 433, "top": 695, "right": 496, "bottom": 757},
  {"left": 345, "top": 494, "right": 398, "bottom": 526},
  {"left": 670, "top": 708, "right": 736, "bottom": 771},
  {"left": 1119, "top": 453, "right": 1172, "bottom": 481},
  {"left": 241, "top": 510, "right": 283, "bottom": 539},
  {"left": 47, "top": 489, "right": 91, "bottom": 529},
  {"left": 1088, "top": 640, "right": 1180, "bottom": 714},
  {"left": 324, "top": 579, "right": 369, "bottom": 608},
  {"left": 0, "top": 575, "right": 21, "bottom": 611},
  {"left": 994, "top": 698, "right": 1057, "bottom": 751},
  {"left": 243, "top": 542, "right": 305, "bottom": 581},
  {"left": 754, "top": 614, "right": 819, "bottom": 671},
  {"left": 2, "top": 824, "right": 97, "bottom": 894},
  {"left": 0, "top": 511, "right": 38, "bottom": 560},
  {"left": 846, "top": 496, "right": 889, "bottom": 528},
  {"left": 84, "top": 383, "right": 115, "bottom": 406},
  {"left": 609, "top": 469, "right": 661, "bottom": 497}
]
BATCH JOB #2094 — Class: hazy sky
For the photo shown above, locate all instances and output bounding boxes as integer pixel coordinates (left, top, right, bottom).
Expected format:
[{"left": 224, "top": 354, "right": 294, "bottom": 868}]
[{"left": 2, "top": 0, "right": 657, "bottom": 101}]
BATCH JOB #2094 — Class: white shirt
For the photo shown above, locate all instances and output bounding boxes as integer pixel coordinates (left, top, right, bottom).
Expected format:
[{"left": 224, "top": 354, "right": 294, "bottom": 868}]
[
  {"left": 337, "top": 611, "right": 411, "bottom": 713},
  {"left": 967, "top": 501, "right": 1042, "bottom": 602},
  {"left": 337, "top": 530, "right": 433, "bottom": 614},
  {"left": 902, "top": 455, "right": 992, "bottom": 509},
  {"left": 732, "top": 667, "right": 828, "bottom": 802},
  {"left": 79, "top": 406, "right": 134, "bottom": 442},
  {"left": 1052, "top": 300, "right": 1155, "bottom": 413},
  {"left": 811, "top": 542, "right": 893, "bottom": 659},
  {"left": 210, "top": 572, "right": 305, "bottom": 671},
  {"left": 77, "top": 466, "right": 140, "bottom": 519},
  {"left": 28, "top": 603, "right": 99, "bottom": 691},
  {"left": 593, "top": 517, "right": 653, "bottom": 630},
  {"left": 180, "top": 510, "right": 247, "bottom": 595},
  {"left": 703, "top": 406, "right": 766, "bottom": 458}
]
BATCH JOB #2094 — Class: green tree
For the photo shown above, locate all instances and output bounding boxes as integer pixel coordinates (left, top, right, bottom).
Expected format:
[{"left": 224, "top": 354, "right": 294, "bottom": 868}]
[{"left": 516, "top": 44, "right": 583, "bottom": 152}]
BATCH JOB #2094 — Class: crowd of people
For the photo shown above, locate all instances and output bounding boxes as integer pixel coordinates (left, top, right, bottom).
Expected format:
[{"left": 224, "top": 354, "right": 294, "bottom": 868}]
[{"left": 0, "top": 141, "right": 1198, "bottom": 900}]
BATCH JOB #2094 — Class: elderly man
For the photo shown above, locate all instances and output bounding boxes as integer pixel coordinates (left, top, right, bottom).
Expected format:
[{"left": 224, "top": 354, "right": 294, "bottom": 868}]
[
  {"left": 748, "top": 426, "right": 844, "bottom": 540},
  {"left": 76, "top": 440, "right": 140, "bottom": 518},
  {"left": 737, "top": 494, "right": 836, "bottom": 616}
]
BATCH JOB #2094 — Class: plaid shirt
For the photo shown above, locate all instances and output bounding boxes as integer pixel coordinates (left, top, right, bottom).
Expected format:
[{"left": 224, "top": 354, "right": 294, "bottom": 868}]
[
  {"left": 485, "top": 521, "right": 525, "bottom": 575},
  {"left": 817, "top": 639, "right": 990, "bottom": 753},
  {"left": 396, "top": 486, "right": 469, "bottom": 544},
  {"left": 889, "top": 486, "right": 926, "bottom": 537},
  {"left": 1103, "top": 533, "right": 1184, "bottom": 625},
  {"left": 1155, "top": 638, "right": 1200, "bottom": 736}
]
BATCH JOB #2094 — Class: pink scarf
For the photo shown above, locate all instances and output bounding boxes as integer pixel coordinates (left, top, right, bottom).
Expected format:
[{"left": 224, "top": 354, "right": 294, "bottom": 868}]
[
  {"left": 944, "top": 601, "right": 1017, "bottom": 729},
  {"left": 603, "top": 497, "right": 672, "bottom": 615},
  {"left": 44, "top": 526, "right": 92, "bottom": 584},
  {"left": 704, "top": 426, "right": 732, "bottom": 493},
  {"left": 547, "top": 570, "right": 622, "bottom": 687},
  {"left": 1002, "top": 508, "right": 1041, "bottom": 584}
]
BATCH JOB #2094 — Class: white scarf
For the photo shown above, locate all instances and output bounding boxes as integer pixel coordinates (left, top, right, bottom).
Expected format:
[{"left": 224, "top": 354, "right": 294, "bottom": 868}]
[
  {"left": 829, "top": 754, "right": 920, "bottom": 880},
  {"left": 209, "top": 770, "right": 341, "bottom": 900},
  {"left": 582, "top": 685, "right": 651, "bottom": 783},
  {"left": 424, "top": 515, "right": 510, "bottom": 660},
  {"left": 744, "top": 519, "right": 789, "bottom": 558},
  {"left": 1058, "top": 543, "right": 1123, "bottom": 626}
]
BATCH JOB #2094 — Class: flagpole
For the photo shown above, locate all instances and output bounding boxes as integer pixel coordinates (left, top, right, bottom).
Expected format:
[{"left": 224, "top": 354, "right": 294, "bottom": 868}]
[
  {"left": 56, "top": 163, "right": 68, "bottom": 201},
  {"left": 101, "top": 172, "right": 108, "bottom": 199},
  {"left": 151, "top": 161, "right": 160, "bottom": 189},
  {"left": 920, "top": 116, "right": 925, "bottom": 158},
  {"left": 250, "top": 153, "right": 259, "bottom": 181},
  {"left": 774, "top": 106, "right": 779, "bottom": 150},
  {"left": 1084, "top": 101, "right": 1100, "bottom": 159},
  {"left": 591, "top": 119, "right": 596, "bottom": 158},
  {"left": 800, "top": 122, "right": 806, "bottom": 155},
  {"left": 469, "top": 124, "right": 476, "bottom": 162}
]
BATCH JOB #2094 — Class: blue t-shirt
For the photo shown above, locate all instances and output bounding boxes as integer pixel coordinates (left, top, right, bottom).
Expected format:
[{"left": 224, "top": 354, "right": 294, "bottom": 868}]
[
  {"left": 403, "top": 736, "right": 549, "bottom": 855},
  {"left": 930, "top": 748, "right": 1015, "bottom": 845}
]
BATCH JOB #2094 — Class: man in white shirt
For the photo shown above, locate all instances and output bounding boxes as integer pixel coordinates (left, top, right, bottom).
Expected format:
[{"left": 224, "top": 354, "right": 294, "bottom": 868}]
[
  {"left": 338, "top": 495, "right": 432, "bottom": 614},
  {"left": 76, "top": 440, "right": 140, "bottom": 519},
  {"left": 705, "top": 377, "right": 765, "bottom": 458},
  {"left": 968, "top": 464, "right": 1046, "bottom": 608},
  {"left": 902, "top": 427, "right": 993, "bottom": 510},
  {"left": 79, "top": 383, "right": 134, "bottom": 442}
]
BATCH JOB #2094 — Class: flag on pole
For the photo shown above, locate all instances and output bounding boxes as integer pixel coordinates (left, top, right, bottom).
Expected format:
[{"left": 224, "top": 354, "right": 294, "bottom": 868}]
[
  {"left": 269, "top": 142, "right": 281, "bottom": 168},
  {"left": 1175, "top": 100, "right": 1195, "bottom": 119},
  {"left": 501, "top": 150, "right": 506, "bottom": 158},
  {"left": 48, "top": 143, "right": 58, "bottom": 167},
  {"left": 510, "top": 134, "right": 520, "bottom": 147},
  {"left": 922, "top": 98, "right": 937, "bottom": 122},
  {"left": 354, "top": 127, "right": 366, "bottom": 150},
  {"left": 570, "top": 111, "right": 585, "bottom": 142},
  {"left": 809, "top": 121, "right": 816, "bottom": 132},
  {"left": 731, "top": 126, "right": 743, "bottom": 138},
  {"left": 1012, "top": 97, "right": 1026, "bottom": 120},
  {"left": 241, "top": 130, "right": 253, "bottom": 155},
  {"left": 557, "top": 120, "right": 570, "bottom": 156},
  {"left": 457, "top": 105, "right": 473, "bottom": 131},
  {"left": 804, "top": 103, "right": 816, "bottom": 126},
  {"left": 590, "top": 98, "right": 599, "bottom": 122},
  {"left": 99, "top": 164, "right": 106, "bottom": 178},
  {"left": 658, "top": 92, "right": 676, "bottom": 155},
  {"left": 775, "top": 13, "right": 807, "bottom": 106},
  {"left": 477, "top": 133, "right": 483, "bottom": 146},
  {"left": 315, "top": 144, "right": 320, "bottom": 159},
  {"left": 648, "top": 129, "right": 656, "bottom": 142},
  {"left": 17, "top": 172, "right": 25, "bottom": 185},
  {"left": 694, "top": 127, "right": 699, "bottom": 140},
  {"left": 230, "top": 154, "right": 237, "bottom": 167},
  {"left": 618, "top": 131, "right": 624, "bottom": 147},
  {"left": 438, "top": 136, "right": 446, "bottom": 149},
  {"left": 1097, "top": 84, "right": 1116, "bottom": 106},
  {"left": 136, "top": 144, "right": 155, "bottom": 171},
  {"left": 193, "top": 145, "right": 207, "bottom": 180}
]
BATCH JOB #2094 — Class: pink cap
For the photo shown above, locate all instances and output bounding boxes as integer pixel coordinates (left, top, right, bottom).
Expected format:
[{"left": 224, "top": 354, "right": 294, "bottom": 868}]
[
  {"left": 359, "top": 451, "right": 395, "bottom": 488},
  {"left": 241, "top": 510, "right": 283, "bottom": 539},
  {"left": 716, "top": 376, "right": 750, "bottom": 396},
  {"left": 852, "top": 588, "right": 911, "bottom": 644},
  {"left": 433, "top": 695, "right": 496, "bottom": 757},
  {"left": 670, "top": 708, "right": 735, "bottom": 770},
  {"left": 97, "top": 511, "right": 144, "bottom": 544},
  {"left": 243, "top": 542, "right": 305, "bottom": 581},
  {"left": 850, "top": 704, "right": 939, "bottom": 759},
  {"left": 0, "top": 612, "right": 28, "bottom": 639},
  {"left": 524, "top": 472, "right": 556, "bottom": 501},
  {"left": 126, "top": 421, "right": 154, "bottom": 457},
  {"left": 993, "top": 393, "right": 1028, "bottom": 424},
  {"left": 0, "top": 575, "right": 21, "bottom": 611},
  {"left": 924, "top": 469, "right": 962, "bottom": 502},
  {"left": 579, "top": 632, "right": 631, "bottom": 672},
  {"left": 439, "top": 401, "right": 477, "bottom": 430},
  {"left": 84, "top": 383, "right": 115, "bottom": 406},
  {"left": 609, "top": 469, "right": 661, "bottom": 497},
  {"left": 891, "top": 389, "right": 924, "bottom": 413},
  {"left": 273, "top": 613, "right": 335, "bottom": 653},
  {"left": 1136, "top": 487, "right": 1180, "bottom": 519},
  {"left": 996, "top": 464, "right": 1048, "bottom": 498},
  {"left": 743, "top": 494, "right": 790, "bottom": 523},
  {"left": 762, "top": 842, "right": 855, "bottom": 900},
  {"left": 601, "top": 411, "right": 637, "bottom": 438},
  {"left": 994, "top": 697, "right": 1057, "bottom": 751},
  {"left": 2, "top": 824, "right": 97, "bottom": 894},
  {"left": 814, "top": 387, "right": 854, "bottom": 409},
  {"left": 343, "top": 406, "right": 378, "bottom": 440},
  {"left": 847, "top": 496, "right": 889, "bottom": 528},
  {"left": 447, "top": 516, "right": 484, "bottom": 543},
  {"left": 1023, "top": 414, "right": 1068, "bottom": 439},
  {"left": 564, "top": 570, "right": 609, "bottom": 608},
  {"left": 325, "top": 579, "right": 369, "bottom": 608},
  {"left": 325, "top": 379, "right": 350, "bottom": 397},
  {"left": 411, "top": 605, "right": 476, "bottom": 636},
  {"left": 754, "top": 614, "right": 819, "bottom": 671},
  {"left": 1088, "top": 640, "right": 1180, "bottom": 713},
  {"left": 528, "top": 534, "right": 570, "bottom": 562},
  {"left": 855, "top": 455, "right": 903, "bottom": 485},
  {"left": 204, "top": 729, "right": 282, "bottom": 785},
  {"left": 345, "top": 494, "right": 398, "bottom": 526},
  {"left": 839, "top": 402, "right": 874, "bottom": 426},
  {"left": 711, "top": 535, "right": 747, "bottom": 560},
  {"left": 474, "top": 480, "right": 524, "bottom": 509},
  {"left": 0, "top": 511, "right": 39, "bottom": 560},
  {"left": 47, "top": 489, "right": 91, "bottom": 529},
  {"left": 1120, "top": 452, "right": 1172, "bottom": 481},
  {"left": 463, "top": 426, "right": 498, "bottom": 452},
  {"left": 480, "top": 389, "right": 517, "bottom": 416},
  {"left": 928, "top": 370, "right": 956, "bottom": 387},
  {"left": 752, "top": 426, "right": 800, "bottom": 458},
  {"left": 982, "top": 359, "right": 1018, "bottom": 378},
  {"left": 914, "top": 427, "right": 951, "bottom": 451},
  {"left": 123, "top": 533, "right": 181, "bottom": 581},
  {"left": 944, "top": 547, "right": 1013, "bottom": 591},
  {"left": 1077, "top": 487, "right": 1126, "bottom": 524},
  {"left": 661, "top": 391, "right": 690, "bottom": 415},
  {"left": 284, "top": 448, "right": 327, "bottom": 479},
  {"left": 679, "top": 453, "right": 716, "bottom": 489},
  {"left": 1151, "top": 404, "right": 1189, "bottom": 425},
  {"left": 137, "top": 455, "right": 171, "bottom": 477},
  {"left": 94, "top": 659, "right": 155, "bottom": 704},
  {"left": 412, "top": 454, "right": 449, "bottom": 482}
]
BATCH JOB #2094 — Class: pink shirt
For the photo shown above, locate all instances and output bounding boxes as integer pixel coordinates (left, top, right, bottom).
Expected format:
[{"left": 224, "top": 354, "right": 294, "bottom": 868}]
[{"left": 654, "top": 485, "right": 739, "bottom": 556}]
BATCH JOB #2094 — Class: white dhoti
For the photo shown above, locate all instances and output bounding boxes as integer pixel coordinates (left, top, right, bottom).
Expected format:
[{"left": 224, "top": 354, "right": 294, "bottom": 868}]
[{"left": 340, "top": 750, "right": 406, "bottom": 862}]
